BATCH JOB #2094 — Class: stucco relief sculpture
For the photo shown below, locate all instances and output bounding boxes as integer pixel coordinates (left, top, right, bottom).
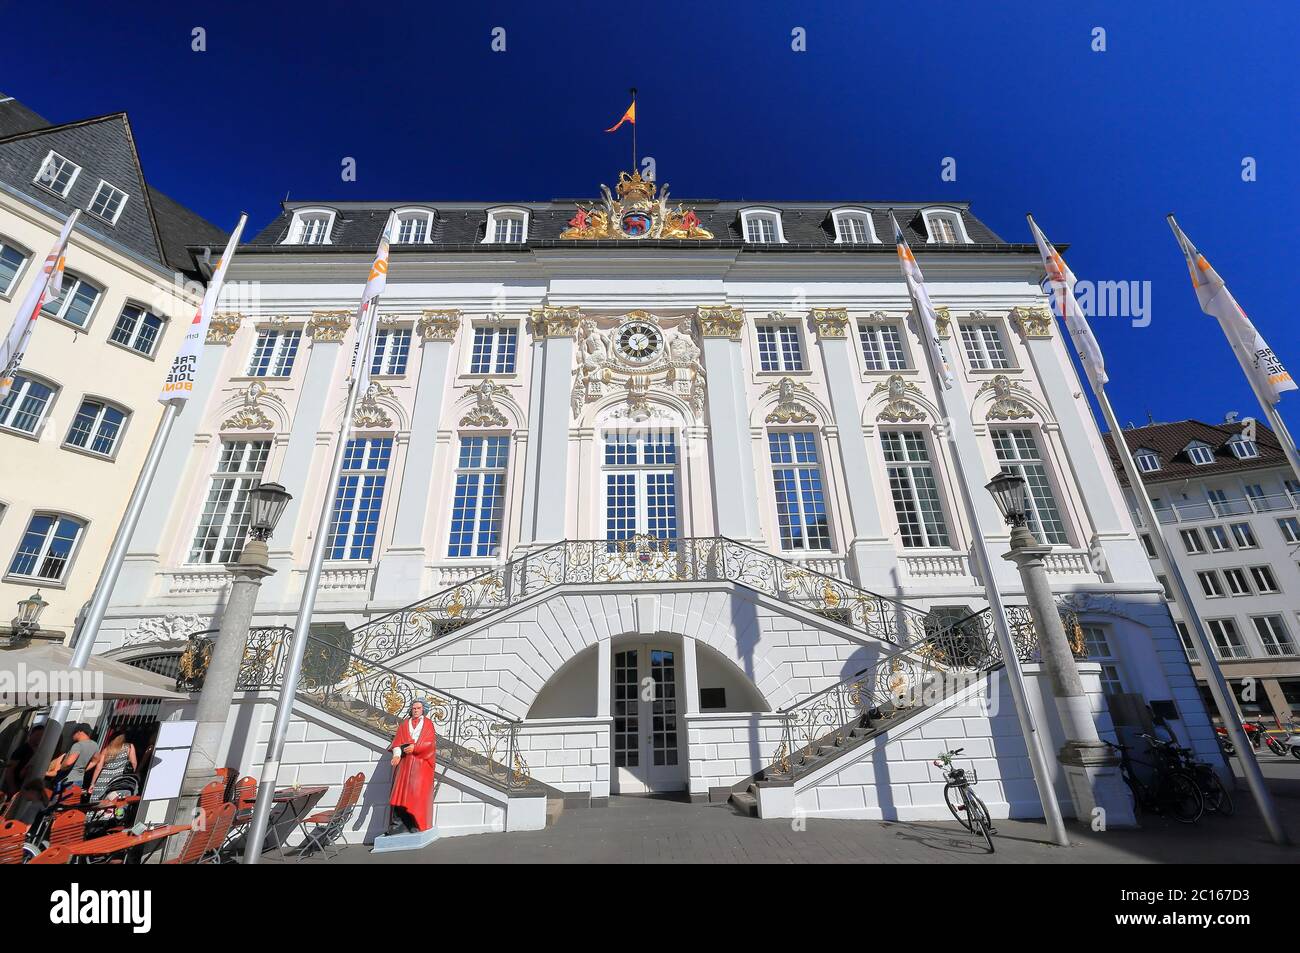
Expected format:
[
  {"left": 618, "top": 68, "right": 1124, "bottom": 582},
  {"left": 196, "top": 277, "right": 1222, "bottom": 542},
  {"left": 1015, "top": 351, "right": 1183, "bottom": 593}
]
[{"left": 571, "top": 311, "right": 705, "bottom": 418}]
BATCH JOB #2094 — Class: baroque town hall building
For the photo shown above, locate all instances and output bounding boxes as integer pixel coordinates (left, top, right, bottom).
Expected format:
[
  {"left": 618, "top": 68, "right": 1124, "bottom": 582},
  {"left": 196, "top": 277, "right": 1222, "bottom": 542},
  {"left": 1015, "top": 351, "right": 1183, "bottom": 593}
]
[{"left": 97, "top": 172, "right": 1218, "bottom": 839}]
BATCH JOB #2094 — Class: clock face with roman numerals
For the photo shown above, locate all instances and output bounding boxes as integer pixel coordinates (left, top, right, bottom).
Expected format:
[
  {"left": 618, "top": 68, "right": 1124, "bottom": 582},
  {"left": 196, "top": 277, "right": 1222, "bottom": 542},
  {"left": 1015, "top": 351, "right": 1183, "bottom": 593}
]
[{"left": 616, "top": 321, "right": 663, "bottom": 365}]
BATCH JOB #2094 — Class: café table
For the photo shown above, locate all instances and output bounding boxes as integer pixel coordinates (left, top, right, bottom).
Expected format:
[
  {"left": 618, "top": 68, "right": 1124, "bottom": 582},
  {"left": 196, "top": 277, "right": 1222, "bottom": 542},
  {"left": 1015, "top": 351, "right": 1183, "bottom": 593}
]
[
  {"left": 63, "top": 823, "right": 192, "bottom": 864},
  {"left": 231, "top": 785, "right": 328, "bottom": 856}
]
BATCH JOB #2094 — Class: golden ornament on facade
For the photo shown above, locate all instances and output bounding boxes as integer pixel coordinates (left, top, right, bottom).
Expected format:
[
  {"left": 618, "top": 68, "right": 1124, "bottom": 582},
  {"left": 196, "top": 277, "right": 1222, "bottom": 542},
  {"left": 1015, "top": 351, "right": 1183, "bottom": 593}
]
[
  {"left": 979, "top": 375, "right": 1034, "bottom": 421},
  {"left": 353, "top": 382, "right": 395, "bottom": 429},
  {"left": 417, "top": 310, "right": 461, "bottom": 341},
  {"left": 933, "top": 306, "right": 951, "bottom": 339},
  {"left": 222, "top": 381, "right": 276, "bottom": 431},
  {"left": 459, "top": 379, "right": 509, "bottom": 427},
  {"left": 1010, "top": 306, "right": 1053, "bottom": 340},
  {"left": 528, "top": 305, "right": 582, "bottom": 338},
  {"left": 810, "top": 307, "right": 850, "bottom": 339},
  {"left": 307, "top": 310, "right": 352, "bottom": 342},
  {"left": 694, "top": 306, "right": 745, "bottom": 339},
  {"left": 559, "top": 170, "right": 714, "bottom": 241},
  {"left": 873, "top": 375, "right": 926, "bottom": 423},
  {"left": 205, "top": 312, "right": 244, "bottom": 344},
  {"left": 764, "top": 377, "right": 816, "bottom": 424}
]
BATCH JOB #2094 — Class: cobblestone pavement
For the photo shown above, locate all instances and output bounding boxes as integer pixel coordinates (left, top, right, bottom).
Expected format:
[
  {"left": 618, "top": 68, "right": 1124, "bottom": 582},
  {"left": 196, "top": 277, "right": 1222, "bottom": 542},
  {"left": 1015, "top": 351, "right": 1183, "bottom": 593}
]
[{"left": 273, "top": 760, "right": 1300, "bottom": 864}]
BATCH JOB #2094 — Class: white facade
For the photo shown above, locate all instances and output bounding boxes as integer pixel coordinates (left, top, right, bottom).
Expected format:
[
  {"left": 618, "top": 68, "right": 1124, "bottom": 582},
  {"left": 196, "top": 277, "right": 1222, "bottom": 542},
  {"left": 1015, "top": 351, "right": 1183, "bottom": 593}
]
[{"left": 93, "top": 190, "right": 1218, "bottom": 841}]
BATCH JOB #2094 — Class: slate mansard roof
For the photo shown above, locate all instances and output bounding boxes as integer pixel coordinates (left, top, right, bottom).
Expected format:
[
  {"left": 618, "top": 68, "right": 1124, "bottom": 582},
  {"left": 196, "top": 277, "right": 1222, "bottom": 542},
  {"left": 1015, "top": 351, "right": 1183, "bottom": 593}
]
[
  {"left": 245, "top": 198, "right": 1033, "bottom": 253},
  {"left": 1102, "top": 418, "right": 1289, "bottom": 488},
  {"left": 0, "top": 95, "right": 226, "bottom": 277}
]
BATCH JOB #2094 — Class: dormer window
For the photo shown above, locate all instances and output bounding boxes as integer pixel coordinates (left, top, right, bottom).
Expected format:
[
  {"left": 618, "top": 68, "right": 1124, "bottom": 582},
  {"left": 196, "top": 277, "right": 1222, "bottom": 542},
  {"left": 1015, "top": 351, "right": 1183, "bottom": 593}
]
[
  {"left": 741, "top": 209, "right": 784, "bottom": 244},
  {"left": 88, "top": 180, "right": 128, "bottom": 225},
  {"left": 922, "top": 208, "right": 971, "bottom": 244},
  {"left": 394, "top": 208, "right": 434, "bottom": 244},
  {"left": 1135, "top": 449, "right": 1161, "bottom": 473},
  {"left": 1228, "top": 436, "right": 1259, "bottom": 460},
  {"left": 34, "top": 151, "right": 81, "bottom": 197},
  {"left": 1186, "top": 442, "right": 1215, "bottom": 466},
  {"left": 832, "top": 209, "right": 876, "bottom": 244},
  {"left": 484, "top": 208, "right": 528, "bottom": 244},
  {"left": 285, "top": 209, "right": 335, "bottom": 245}
]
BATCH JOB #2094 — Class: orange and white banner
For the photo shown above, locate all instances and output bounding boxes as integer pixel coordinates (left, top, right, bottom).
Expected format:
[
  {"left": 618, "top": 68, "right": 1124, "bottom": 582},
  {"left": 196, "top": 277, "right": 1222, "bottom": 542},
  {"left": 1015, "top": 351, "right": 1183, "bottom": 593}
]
[
  {"left": 159, "top": 214, "right": 248, "bottom": 405},
  {"left": 1, "top": 209, "right": 79, "bottom": 398},
  {"left": 891, "top": 213, "right": 954, "bottom": 389},
  {"left": 351, "top": 212, "right": 395, "bottom": 392},
  {"left": 1168, "top": 215, "right": 1295, "bottom": 405},
  {"left": 1027, "top": 214, "right": 1108, "bottom": 391}
]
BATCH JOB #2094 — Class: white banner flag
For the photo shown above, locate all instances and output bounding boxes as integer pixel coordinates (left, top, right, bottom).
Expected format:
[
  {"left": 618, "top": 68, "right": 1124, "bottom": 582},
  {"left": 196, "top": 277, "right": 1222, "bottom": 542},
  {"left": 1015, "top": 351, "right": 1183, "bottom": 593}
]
[
  {"left": 1168, "top": 215, "right": 1296, "bottom": 405},
  {"left": 891, "top": 213, "right": 954, "bottom": 389},
  {"left": 1, "top": 209, "right": 80, "bottom": 397},
  {"left": 159, "top": 214, "right": 248, "bottom": 405},
  {"left": 1026, "top": 214, "right": 1108, "bottom": 390},
  {"left": 350, "top": 212, "right": 395, "bottom": 394}
]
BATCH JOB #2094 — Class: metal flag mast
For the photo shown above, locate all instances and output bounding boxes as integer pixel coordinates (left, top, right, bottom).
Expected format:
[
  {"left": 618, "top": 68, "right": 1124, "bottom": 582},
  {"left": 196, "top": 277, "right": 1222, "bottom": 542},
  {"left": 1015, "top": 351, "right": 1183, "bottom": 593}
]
[
  {"left": 243, "top": 213, "right": 393, "bottom": 863},
  {"left": 629, "top": 87, "right": 638, "bottom": 172},
  {"left": 24, "top": 213, "right": 249, "bottom": 785},
  {"left": 1028, "top": 212, "right": 1287, "bottom": 845}
]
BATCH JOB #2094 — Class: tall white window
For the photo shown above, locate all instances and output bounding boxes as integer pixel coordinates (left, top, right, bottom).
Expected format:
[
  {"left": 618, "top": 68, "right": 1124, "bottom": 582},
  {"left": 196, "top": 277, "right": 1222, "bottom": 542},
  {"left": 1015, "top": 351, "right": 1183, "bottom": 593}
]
[
  {"left": 8, "top": 513, "right": 84, "bottom": 582},
  {"left": 1223, "top": 567, "right": 1251, "bottom": 596},
  {"left": 448, "top": 435, "right": 510, "bottom": 557},
  {"left": 603, "top": 431, "right": 679, "bottom": 542},
  {"left": 287, "top": 210, "right": 333, "bottom": 245},
  {"left": 188, "top": 440, "right": 271, "bottom": 564},
  {"left": 1176, "top": 622, "right": 1198, "bottom": 661},
  {"left": 756, "top": 324, "right": 803, "bottom": 372},
  {"left": 1253, "top": 616, "right": 1295, "bottom": 656},
  {"left": 1230, "top": 522, "right": 1257, "bottom": 548},
  {"left": 0, "top": 374, "right": 56, "bottom": 435},
  {"left": 88, "top": 180, "right": 128, "bottom": 224},
  {"left": 882, "top": 431, "right": 949, "bottom": 548},
  {"left": 1207, "top": 618, "right": 1247, "bottom": 659},
  {"left": 768, "top": 431, "right": 832, "bottom": 551},
  {"left": 1206, "top": 525, "right": 1232, "bottom": 551},
  {"left": 325, "top": 438, "right": 392, "bottom": 560},
  {"left": 991, "top": 429, "right": 1067, "bottom": 544},
  {"left": 959, "top": 323, "right": 1010, "bottom": 369},
  {"left": 858, "top": 323, "right": 907, "bottom": 371},
  {"left": 487, "top": 211, "right": 526, "bottom": 243},
  {"left": 1081, "top": 626, "right": 1126, "bottom": 695},
  {"left": 923, "top": 209, "right": 967, "bottom": 244},
  {"left": 40, "top": 274, "right": 101, "bottom": 328},
  {"left": 1249, "top": 565, "right": 1280, "bottom": 594},
  {"left": 395, "top": 210, "right": 432, "bottom": 244},
  {"left": 370, "top": 328, "right": 412, "bottom": 376},
  {"left": 1198, "top": 570, "right": 1226, "bottom": 598},
  {"left": 34, "top": 151, "right": 80, "bottom": 196},
  {"left": 469, "top": 325, "right": 517, "bottom": 374},
  {"left": 109, "top": 303, "right": 164, "bottom": 356},
  {"left": 247, "top": 329, "right": 302, "bottom": 377},
  {"left": 1180, "top": 528, "right": 1206, "bottom": 554},
  {"left": 742, "top": 211, "right": 782, "bottom": 243},
  {"left": 833, "top": 211, "right": 873, "bottom": 244},
  {"left": 0, "top": 237, "right": 30, "bottom": 296},
  {"left": 64, "top": 399, "right": 127, "bottom": 457}
]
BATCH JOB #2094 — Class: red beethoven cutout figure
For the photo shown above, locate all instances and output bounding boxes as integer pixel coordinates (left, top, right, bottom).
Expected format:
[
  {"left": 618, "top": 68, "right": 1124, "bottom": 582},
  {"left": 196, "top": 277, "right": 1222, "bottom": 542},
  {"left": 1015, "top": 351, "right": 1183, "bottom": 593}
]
[{"left": 387, "top": 699, "right": 437, "bottom": 834}]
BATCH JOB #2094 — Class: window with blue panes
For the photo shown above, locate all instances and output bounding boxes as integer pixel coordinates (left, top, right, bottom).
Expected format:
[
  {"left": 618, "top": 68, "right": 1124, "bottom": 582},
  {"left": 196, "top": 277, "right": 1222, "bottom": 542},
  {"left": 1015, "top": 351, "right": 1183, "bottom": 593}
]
[
  {"left": 603, "top": 431, "right": 679, "bottom": 542},
  {"left": 0, "top": 238, "right": 29, "bottom": 296},
  {"left": 0, "top": 374, "right": 55, "bottom": 435},
  {"left": 9, "top": 513, "right": 84, "bottom": 581},
  {"left": 246, "top": 329, "right": 301, "bottom": 377},
  {"left": 756, "top": 324, "right": 803, "bottom": 372},
  {"left": 370, "top": 328, "right": 412, "bottom": 376},
  {"left": 469, "top": 326, "right": 517, "bottom": 374},
  {"left": 448, "top": 436, "right": 510, "bottom": 557},
  {"left": 110, "top": 304, "right": 164, "bottom": 356},
  {"left": 40, "top": 274, "right": 101, "bottom": 328},
  {"left": 65, "top": 399, "right": 127, "bottom": 456},
  {"left": 325, "top": 438, "right": 392, "bottom": 560},
  {"left": 768, "top": 430, "right": 832, "bottom": 550}
]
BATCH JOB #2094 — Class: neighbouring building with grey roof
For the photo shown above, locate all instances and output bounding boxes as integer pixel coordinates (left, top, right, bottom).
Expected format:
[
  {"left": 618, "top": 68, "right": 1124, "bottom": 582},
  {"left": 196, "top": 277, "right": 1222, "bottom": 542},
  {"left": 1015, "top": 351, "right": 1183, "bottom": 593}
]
[{"left": 1105, "top": 416, "right": 1300, "bottom": 723}]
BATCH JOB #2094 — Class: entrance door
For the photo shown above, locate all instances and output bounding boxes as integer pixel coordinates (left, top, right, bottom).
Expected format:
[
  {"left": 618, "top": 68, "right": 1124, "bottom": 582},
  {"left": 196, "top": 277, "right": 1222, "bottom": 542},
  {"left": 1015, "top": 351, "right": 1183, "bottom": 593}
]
[{"left": 612, "top": 645, "right": 686, "bottom": 793}]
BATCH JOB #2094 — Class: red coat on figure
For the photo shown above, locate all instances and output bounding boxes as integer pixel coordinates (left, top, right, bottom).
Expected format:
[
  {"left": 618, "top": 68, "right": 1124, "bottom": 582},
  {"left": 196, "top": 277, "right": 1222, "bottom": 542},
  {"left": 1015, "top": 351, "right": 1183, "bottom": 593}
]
[{"left": 388, "top": 707, "right": 437, "bottom": 832}]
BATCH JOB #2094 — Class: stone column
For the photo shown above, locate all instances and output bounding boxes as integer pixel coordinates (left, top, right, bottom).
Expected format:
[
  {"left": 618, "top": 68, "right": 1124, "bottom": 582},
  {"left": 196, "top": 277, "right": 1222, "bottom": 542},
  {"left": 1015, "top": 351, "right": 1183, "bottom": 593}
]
[
  {"left": 810, "top": 308, "right": 895, "bottom": 584},
  {"left": 696, "top": 307, "right": 763, "bottom": 543},
  {"left": 519, "top": 306, "right": 579, "bottom": 548},
  {"left": 1005, "top": 524, "right": 1136, "bottom": 827},
  {"left": 115, "top": 313, "right": 243, "bottom": 604},
  {"left": 373, "top": 311, "right": 460, "bottom": 602},
  {"left": 172, "top": 538, "right": 273, "bottom": 835},
  {"left": 1010, "top": 307, "right": 1146, "bottom": 582},
  {"left": 260, "top": 311, "right": 349, "bottom": 603}
]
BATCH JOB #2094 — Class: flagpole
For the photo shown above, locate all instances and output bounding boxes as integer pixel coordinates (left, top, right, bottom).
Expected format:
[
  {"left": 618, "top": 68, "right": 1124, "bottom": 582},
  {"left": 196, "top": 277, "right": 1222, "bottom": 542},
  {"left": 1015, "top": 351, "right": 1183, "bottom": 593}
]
[
  {"left": 243, "top": 215, "right": 392, "bottom": 863},
  {"left": 23, "top": 213, "right": 247, "bottom": 786},
  {"left": 889, "top": 213, "right": 1070, "bottom": 846},
  {"left": 629, "top": 86, "right": 638, "bottom": 172},
  {"left": 1094, "top": 383, "right": 1287, "bottom": 844}
]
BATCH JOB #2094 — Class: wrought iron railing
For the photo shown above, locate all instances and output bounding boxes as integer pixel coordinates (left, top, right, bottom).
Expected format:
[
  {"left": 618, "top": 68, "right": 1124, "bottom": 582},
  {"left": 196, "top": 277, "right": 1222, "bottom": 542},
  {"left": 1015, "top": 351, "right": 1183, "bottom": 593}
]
[
  {"left": 342, "top": 535, "right": 958, "bottom": 670},
  {"left": 181, "top": 626, "right": 532, "bottom": 791},
  {"left": 768, "top": 603, "right": 1083, "bottom": 781}
]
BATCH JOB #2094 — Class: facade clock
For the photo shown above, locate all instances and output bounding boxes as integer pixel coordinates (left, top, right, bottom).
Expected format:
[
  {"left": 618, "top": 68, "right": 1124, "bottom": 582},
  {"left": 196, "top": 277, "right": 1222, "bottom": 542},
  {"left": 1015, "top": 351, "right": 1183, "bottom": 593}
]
[{"left": 615, "top": 321, "right": 664, "bottom": 365}]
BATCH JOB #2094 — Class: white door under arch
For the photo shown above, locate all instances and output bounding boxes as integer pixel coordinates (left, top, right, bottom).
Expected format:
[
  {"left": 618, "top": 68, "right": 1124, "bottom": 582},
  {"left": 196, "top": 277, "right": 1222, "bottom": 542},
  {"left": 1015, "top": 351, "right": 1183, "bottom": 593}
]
[{"left": 612, "top": 644, "right": 687, "bottom": 793}]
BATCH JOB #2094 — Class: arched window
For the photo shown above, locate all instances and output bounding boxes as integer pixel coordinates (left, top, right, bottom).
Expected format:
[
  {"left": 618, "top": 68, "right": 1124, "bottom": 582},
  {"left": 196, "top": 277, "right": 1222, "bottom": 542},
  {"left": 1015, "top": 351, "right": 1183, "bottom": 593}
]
[
  {"left": 8, "top": 512, "right": 86, "bottom": 582},
  {"left": 394, "top": 208, "right": 435, "bottom": 244},
  {"left": 483, "top": 208, "right": 529, "bottom": 244},
  {"left": 0, "top": 372, "right": 58, "bottom": 436},
  {"left": 922, "top": 208, "right": 971, "bottom": 244},
  {"left": 741, "top": 208, "right": 785, "bottom": 244},
  {"left": 284, "top": 208, "right": 336, "bottom": 245},
  {"left": 831, "top": 208, "right": 877, "bottom": 244}
]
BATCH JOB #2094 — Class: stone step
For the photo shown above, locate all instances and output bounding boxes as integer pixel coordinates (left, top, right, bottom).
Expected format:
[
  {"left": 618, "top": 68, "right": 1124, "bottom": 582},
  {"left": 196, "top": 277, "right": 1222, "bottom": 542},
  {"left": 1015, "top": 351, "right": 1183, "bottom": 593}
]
[{"left": 728, "top": 791, "right": 759, "bottom": 818}]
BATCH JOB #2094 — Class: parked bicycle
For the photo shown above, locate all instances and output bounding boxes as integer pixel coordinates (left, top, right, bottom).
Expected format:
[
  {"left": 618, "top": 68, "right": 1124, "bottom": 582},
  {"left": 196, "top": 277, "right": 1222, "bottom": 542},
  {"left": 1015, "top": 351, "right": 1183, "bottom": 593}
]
[
  {"left": 1147, "top": 734, "right": 1233, "bottom": 816},
  {"left": 934, "top": 748, "right": 994, "bottom": 852},
  {"left": 1107, "top": 736, "right": 1203, "bottom": 823}
]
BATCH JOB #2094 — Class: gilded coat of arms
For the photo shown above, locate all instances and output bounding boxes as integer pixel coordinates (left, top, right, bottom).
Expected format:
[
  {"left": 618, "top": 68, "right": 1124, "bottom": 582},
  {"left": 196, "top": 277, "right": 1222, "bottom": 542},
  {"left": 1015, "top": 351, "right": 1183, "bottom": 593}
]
[{"left": 560, "top": 170, "right": 714, "bottom": 241}]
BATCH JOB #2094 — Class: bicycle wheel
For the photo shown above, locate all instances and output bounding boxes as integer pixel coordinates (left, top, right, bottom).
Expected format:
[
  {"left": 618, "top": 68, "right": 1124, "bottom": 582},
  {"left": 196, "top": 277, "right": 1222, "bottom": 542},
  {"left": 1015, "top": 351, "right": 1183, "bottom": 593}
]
[
  {"left": 963, "top": 789, "right": 995, "bottom": 852},
  {"left": 1201, "top": 770, "right": 1234, "bottom": 816},
  {"left": 945, "top": 783, "right": 975, "bottom": 831},
  {"left": 1160, "top": 771, "right": 1204, "bottom": 823}
]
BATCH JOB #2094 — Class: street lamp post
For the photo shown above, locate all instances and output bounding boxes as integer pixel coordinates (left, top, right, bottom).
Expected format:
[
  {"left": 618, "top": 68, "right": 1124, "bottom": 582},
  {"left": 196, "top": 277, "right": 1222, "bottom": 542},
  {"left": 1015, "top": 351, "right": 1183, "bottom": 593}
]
[
  {"left": 173, "top": 481, "right": 291, "bottom": 827},
  {"left": 985, "top": 470, "right": 1136, "bottom": 829},
  {"left": 8, "top": 591, "right": 49, "bottom": 647}
]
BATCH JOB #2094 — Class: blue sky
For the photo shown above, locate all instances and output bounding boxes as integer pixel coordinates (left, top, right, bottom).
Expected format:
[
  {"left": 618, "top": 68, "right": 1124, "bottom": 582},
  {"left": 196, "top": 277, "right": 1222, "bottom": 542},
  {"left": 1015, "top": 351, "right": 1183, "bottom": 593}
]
[{"left": 5, "top": 0, "right": 1296, "bottom": 432}]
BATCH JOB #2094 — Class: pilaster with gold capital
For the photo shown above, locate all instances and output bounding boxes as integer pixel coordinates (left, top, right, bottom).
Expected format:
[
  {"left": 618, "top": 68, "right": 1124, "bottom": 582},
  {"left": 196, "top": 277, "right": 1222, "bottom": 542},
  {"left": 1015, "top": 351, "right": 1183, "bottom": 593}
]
[
  {"left": 528, "top": 306, "right": 582, "bottom": 339},
  {"left": 306, "top": 310, "right": 352, "bottom": 342},
  {"left": 417, "top": 309, "right": 461, "bottom": 342},
  {"left": 205, "top": 312, "right": 244, "bottom": 345},
  {"left": 810, "top": 307, "right": 850, "bottom": 340},
  {"left": 693, "top": 306, "right": 745, "bottom": 340}
]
